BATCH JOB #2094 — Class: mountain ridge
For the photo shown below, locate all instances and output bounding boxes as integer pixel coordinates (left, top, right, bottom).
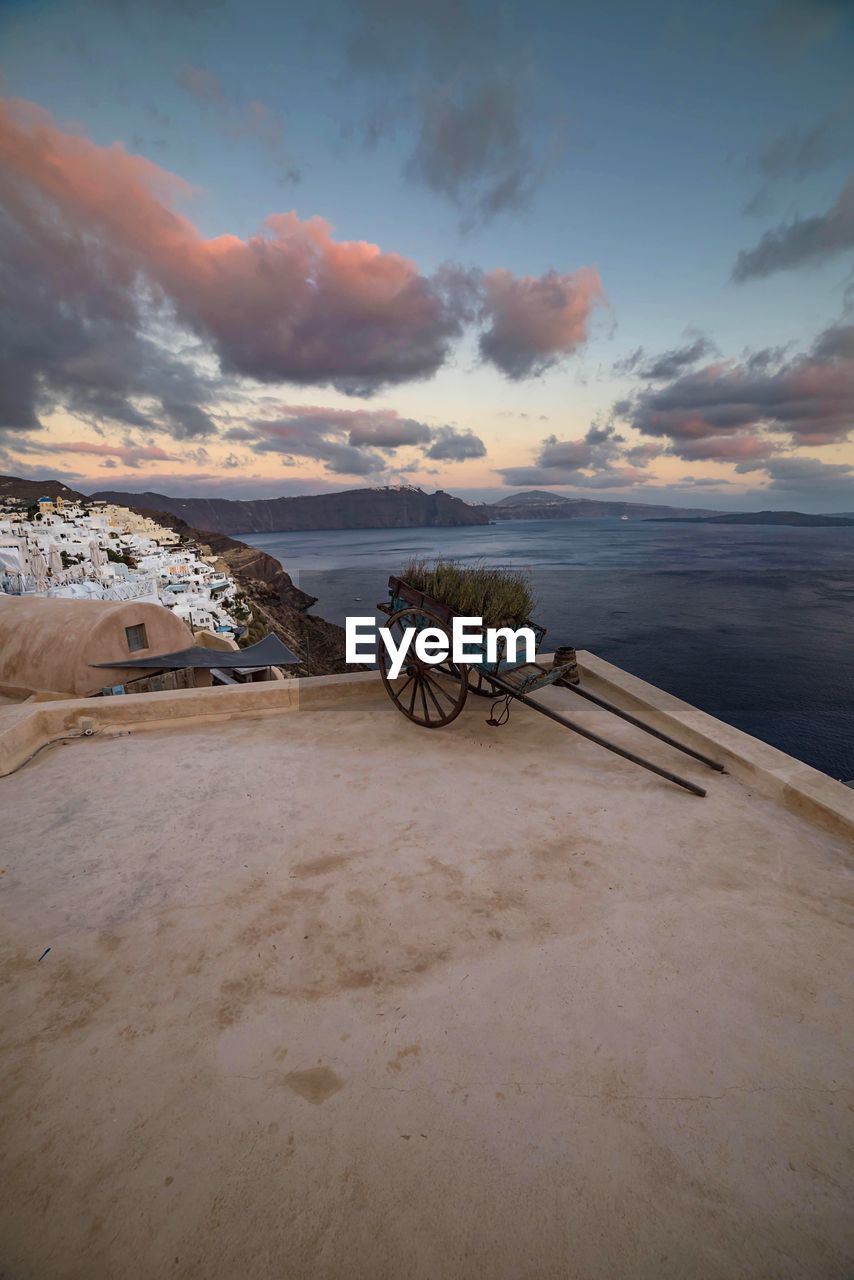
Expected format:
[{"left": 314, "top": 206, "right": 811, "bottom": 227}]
[
  {"left": 90, "top": 486, "right": 488, "bottom": 534},
  {"left": 489, "top": 491, "right": 722, "bottom": 520}
]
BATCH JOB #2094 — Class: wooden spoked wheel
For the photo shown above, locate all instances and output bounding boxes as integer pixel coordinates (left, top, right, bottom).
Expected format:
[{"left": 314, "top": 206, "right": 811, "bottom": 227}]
[{"left": 380, "top": 608, "right": 468, "bottom": 727}]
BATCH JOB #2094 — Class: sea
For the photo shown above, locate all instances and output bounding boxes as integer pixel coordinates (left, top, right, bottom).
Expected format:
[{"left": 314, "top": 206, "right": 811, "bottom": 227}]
[{"left": 242, "top": 518, "right": 854, "bottom": 782}]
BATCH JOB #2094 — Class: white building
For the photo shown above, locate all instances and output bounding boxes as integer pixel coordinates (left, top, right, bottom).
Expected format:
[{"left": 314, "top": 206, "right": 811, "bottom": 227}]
[{"left": 0, "top": 499, "right": 248, "bottom": 638}]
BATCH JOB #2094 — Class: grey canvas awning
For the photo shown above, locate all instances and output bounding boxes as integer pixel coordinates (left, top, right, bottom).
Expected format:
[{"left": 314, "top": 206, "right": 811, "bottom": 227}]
[{"left": 92, "top": 633, "right": 300, "bottom": 670}]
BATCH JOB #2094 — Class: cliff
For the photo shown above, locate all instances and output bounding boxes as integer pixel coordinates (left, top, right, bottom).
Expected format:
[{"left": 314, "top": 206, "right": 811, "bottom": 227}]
[
  {"left": 0, "top": 475, "right": 85, "bottom": 503},
  {"left": 125, "top": 509, "right": 349, "bottom": 675},
  {"left": 192, "top": 528, "right": 349, "bottom": 675},
  {"left": 90, "top": 486, "right": 489, "bottom": 534}
]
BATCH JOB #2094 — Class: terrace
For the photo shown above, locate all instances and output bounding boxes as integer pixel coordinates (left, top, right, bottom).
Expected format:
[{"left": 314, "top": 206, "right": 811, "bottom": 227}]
[{"left": 0, "top": 657, "right": 851, "bottom": 1278}]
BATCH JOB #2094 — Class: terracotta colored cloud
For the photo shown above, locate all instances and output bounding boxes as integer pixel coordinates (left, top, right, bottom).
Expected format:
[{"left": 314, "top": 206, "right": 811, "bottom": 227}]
[
  {"left": 0, "top": 97, "right": 603, "bottom": 410},
  {"left": 0, "top": 98, "right": 463, "bottom": 396},
  {"left": 672, "top": 435, "right": 775, "bottom": 464},
  {"left": 479, "top": 267, "right": 605, "bottom": 379}
]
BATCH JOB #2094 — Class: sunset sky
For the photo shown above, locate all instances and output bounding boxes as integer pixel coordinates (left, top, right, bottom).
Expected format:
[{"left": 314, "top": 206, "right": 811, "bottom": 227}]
[{"left": 1, "top": 0, "right": 853, "bottom": 510}]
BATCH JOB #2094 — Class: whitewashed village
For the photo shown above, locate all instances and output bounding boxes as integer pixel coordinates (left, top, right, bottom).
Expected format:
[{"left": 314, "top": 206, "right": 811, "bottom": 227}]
[
  {"left": 0, "top": 493, "right": 249, "bottom": 636},
  {"left": 0, "top": 493, "right": 305, "bottom": 698}
]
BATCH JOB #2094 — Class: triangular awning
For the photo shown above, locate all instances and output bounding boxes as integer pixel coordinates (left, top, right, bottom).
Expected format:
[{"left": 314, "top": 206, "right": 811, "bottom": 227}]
[{"left": 92, "top": 633, "right": 300, "bottom": 670}]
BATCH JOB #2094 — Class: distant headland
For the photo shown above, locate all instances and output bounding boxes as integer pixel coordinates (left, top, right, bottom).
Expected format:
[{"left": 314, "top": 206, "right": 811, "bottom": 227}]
[{"left": 646, "top": 511, "right": 854, "bottom": 528}]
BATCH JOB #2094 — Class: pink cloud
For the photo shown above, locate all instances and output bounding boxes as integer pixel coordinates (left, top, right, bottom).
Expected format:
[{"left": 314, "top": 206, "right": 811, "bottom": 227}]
[
  {"left": 58, "top": 441, "right": 178, "bottom": 465},
  {"left": 0, "top": 97, "right": 603, "bottom": 402},
  {"left": 11, "top": 437, "right": 180, "bottom": 468},
  {"left": 0, "top": 98, "right": 462, "bottom": 395},
  {"left": 674, "top": 435, "right": 776, "bottom": 463},
  {"left": 479, "top": 267, "right": 605, "bottom": 379}
]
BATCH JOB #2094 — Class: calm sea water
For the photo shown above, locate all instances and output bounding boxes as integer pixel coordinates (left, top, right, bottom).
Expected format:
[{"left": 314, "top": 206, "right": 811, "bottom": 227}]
[{"left": 242, "top": 518, "right": 854, "bottom": 781}]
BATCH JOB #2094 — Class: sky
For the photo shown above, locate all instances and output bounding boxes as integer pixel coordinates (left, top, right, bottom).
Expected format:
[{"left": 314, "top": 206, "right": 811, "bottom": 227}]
[{"left": 0, "top": 0, "right": 853, "bottom": 511}]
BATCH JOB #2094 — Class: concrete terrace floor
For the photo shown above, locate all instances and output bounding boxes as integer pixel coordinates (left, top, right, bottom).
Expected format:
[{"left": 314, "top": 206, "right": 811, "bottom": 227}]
[{"left": 0, "top": 684, "right": 852, "bottom": 1279}]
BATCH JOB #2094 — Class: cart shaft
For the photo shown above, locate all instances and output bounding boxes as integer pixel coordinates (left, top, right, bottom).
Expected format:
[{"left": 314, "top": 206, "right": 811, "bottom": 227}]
[
  {"left": 490, "top": 679, "right": 707, "bottom": 797},
  {"left": 560, "top": 683, "right": 725, "bottom": 772}
]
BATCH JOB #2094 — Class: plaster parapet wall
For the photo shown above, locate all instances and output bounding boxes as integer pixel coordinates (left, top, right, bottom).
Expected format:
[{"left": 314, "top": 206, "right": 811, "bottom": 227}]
[
  {"left": 0, "top": 669, "right": 382, "bottom": 777},
  {"left": 0, "top": 653, "right": 851, "bottom": 840},
  {"left": 577, "top": 652, "right": 854, "bottom": 842}
]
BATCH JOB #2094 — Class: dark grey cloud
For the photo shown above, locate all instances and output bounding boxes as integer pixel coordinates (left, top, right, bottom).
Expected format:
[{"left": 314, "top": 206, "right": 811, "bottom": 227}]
[
  {"left": 756, "top": 107, "right": 854, "bottom": 181},
  {"left": 233, "top": 406, "right": 485, "bottom": 478},
  {"left": 733, "top": 175, "right": 854, "bottom": 279},
  {"left": 0, "top": 198, "right": 219, "bottom": 441},
  {"left": 745, "top": 455, "right": 854, "bottom": 487},
  {"left": 619, "top": 320, "right": 854, "bottom": 448},
  {"left": 624, "top": 337, "right": 717, "bottom": 381},
  {"left": 347, "top": 417, "right": 433, "bottom": 448},
  {"left": 407, "top": 77, "right": 542, "bottom": 229},
  {"left": 496, "top": 422, "right": 647, "bottom": 489},
  {"left": 424, "top": 428, "right": 486, "bottom": 461},
  {"left": 161, "top": 400, "right": 217, "bottom": 439},
  {"left": 742, "top": 455, "right": 854, "bottom": 508},
  {"left": 637, "top": 337, "right": 719, "bottom": 381},
  {"left": 341, "top": 0, "right": 556, "bottom": 227},
  {"left": 612, "top": 346, "right": 645, "bottom": 376},
  {"left": 612, "top": 336, "right": 717, "bottom": 381},
  {"left": 496, "top": 465, "right": 651, "bottom": 489}
]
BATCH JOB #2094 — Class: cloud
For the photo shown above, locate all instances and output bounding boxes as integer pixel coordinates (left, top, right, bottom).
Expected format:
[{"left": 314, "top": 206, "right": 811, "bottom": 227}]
[
  {"left": 619, "top": 321, "right": 854, "bottom": 447},
  {"left": 496, "top": 421, "right": 647, "bottom": 488},
  {"left": 742, "top": 455, "right": 854, "bottom": 508},
  {"left": 11, "top": 438, "right": 179, "bottom": 468},
  {"left": 496, "top": 318, "right": 854, "bottom": 503},
  {"left": 745, "top": 454, "right": 854, "bottom": 488},
  {"left": 756, "top": 107, "right": 854, "bottom": 181},
  {"left": 342, "top": 0, "right": 558, "bottom": 227},
  {"left": 424, "top": 428, "right": 486, "bottom": 461},
  {"left": 496, "top": 464, "right": 651, "bottom": 489},
  {"left": 0, "top": 178, "right": 219, "bottom": 439},
  {"left": 478, "top": 267, "right": 605, "bottom": 379},
  {"left": 0, "top": 98, "right": 464, "bottom": 399},
  {"left": 614, "top": 336, "right": 718, "bottom": 380},
  {"left": 733, "top": 175, "right": 854, "bottom": 279},
  {"left": 638, "top": 337, "right": 719, "bottom": 381},
  {"left": 407, "top": 77, "right": 542, "bottom": 228},
  {"left": 0, "top": 96, "right": 598, "bottom": 422},
  {"left": 671, "top": 435, "right": 776, "bottom": 466},
  {"left": 176, "top": 64, "right": 299, "bottom": 184},
  {"left": 230, "top": 404, "right": 485, "bottom": 478}
]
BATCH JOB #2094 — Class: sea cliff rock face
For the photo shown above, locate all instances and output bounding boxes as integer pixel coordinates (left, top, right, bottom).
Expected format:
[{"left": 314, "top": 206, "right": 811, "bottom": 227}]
[
  {"left": 91, "top": 487, "right": 489, "bottom": 534},
  {"left": 133, "top": 512, "right": 349, "bottom": 675},
  {"left": 194, "top": 528, "right": 349, "bottom": 675}
]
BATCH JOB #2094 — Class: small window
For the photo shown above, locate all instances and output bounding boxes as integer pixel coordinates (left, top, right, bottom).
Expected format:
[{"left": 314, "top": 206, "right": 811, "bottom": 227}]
[{"left": 125, "top": 623, "right": 148, "bottom": 653}]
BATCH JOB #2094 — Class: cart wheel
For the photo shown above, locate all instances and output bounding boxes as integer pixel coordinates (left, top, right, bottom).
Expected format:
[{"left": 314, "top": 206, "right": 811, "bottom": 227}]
[
  {"left": 381, "top": 608, "right": 468, "bottom": 727},
  {"left": 467, "top": 668, "right": 496, "bottom": 698}
]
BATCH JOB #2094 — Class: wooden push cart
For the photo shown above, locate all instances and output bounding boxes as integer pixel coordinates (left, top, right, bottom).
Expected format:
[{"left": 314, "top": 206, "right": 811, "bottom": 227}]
[{"left": 377, "top": 574, "right": 724, "bottom": 797}]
